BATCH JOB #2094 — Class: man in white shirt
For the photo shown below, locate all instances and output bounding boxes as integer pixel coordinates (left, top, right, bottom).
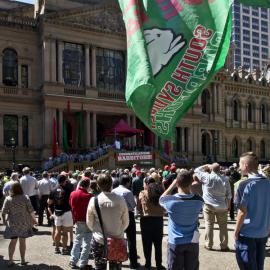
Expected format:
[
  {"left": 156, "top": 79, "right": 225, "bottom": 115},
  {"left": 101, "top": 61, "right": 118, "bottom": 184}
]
[
  {"left": 20, "top": 167, "right": 38, "bottom": 213},
  {"left": 38, "top": 171, "right": 52, "bottom": 226},
  {"left": 195, "top": 163, "right": 231, "bottom": 251},
  {"left": 112, "top": 174, "right": 138, "bottom": 269}
]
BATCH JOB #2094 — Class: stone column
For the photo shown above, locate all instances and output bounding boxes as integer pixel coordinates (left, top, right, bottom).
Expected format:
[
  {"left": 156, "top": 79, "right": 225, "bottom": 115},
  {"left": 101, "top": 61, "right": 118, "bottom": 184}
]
[
  {"left": 57, "top": 41, "right": 64, "bottom": 83},
  {"left": 18, "top": 116, "right": 23, "bottom": 147},
  {"left": 188, "top": 126, "right": 194, "bottom": 159},
  {"left": 28, "top": 116, "right": 33, "bottom": 147},
  {"left": 215, "top": 84, "right": 219, "bottom": 114},
  {"left": 43, "top": 39, "right": 50, "bottom": 82},
  {"left": 0, "top": 60, "right": 2, "bottom": 85},
  {"left": 91, "top": 46, "right": 97, "bottom": 87},
  {"left": 0, "top": 114, "right": 3, "bottom": 146},
  {"left": 127, "top": 114, "right": 131, "bottom": 126},
  {"left": 227, "top": 104, "right": 232, "bottom": 127},
  {"left": 28, "top": 66, "right": 32, "bottom": 88},
  {"left": 18, "top": 64, "right": 22, "bottom": 88},
  {"left": 44, "top": 109, "right": 52, "bottom": 146},
  {"left": 241, "top": 105, "right": 246, "bottom": 129},
  {"left": 58, "top": 109, "right": 63, "bottom": 146},
  {"left": 85, "top": 44, "right": 90, "bottom": 87},
  {"left": 255, "top": 107, "right": 260, "bottom": 130},
  {"left": 51, "top": 39, "right": 57, "bottom": 82},
  {"left": 92, "top": 112, "right": 97, "bottom": 147},
  {"left": 86, "top": 111, "right": 91, "bottom": 148},
  {"left": 132, "top": 115, "right": 136, "bottom": 147}
]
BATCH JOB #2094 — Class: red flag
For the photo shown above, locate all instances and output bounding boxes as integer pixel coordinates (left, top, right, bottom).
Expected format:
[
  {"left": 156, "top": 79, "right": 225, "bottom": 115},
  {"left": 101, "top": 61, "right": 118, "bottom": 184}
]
[{"left": 52, "top": 117, "right": 57, "bottom": 158}]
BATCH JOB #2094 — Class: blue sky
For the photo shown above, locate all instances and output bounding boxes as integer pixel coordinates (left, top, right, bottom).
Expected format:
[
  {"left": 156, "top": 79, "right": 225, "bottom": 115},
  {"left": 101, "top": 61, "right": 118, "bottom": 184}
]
[{"left": 15, "top": 0, "right": 34, "bottom": 4}]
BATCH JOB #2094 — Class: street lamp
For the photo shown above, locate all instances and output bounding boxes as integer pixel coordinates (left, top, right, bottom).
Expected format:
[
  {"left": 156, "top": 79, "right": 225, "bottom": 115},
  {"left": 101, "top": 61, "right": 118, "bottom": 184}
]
[{"left": 10, "top": 137, "right": 16, "bottom": 170}]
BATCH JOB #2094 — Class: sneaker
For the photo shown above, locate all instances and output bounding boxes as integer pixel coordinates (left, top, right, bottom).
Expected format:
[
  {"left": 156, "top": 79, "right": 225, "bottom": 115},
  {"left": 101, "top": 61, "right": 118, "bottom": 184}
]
[
  {"left": 32, "top": 227, "right": 38, "bottom": 232},
  {"left": 55, "top": 247, "right": 61, "bottom": 254},
  {"left": 221, "top": 247, "right": 230, "bottom": 252},
  {"left": 62, "top": 248, "right": 70, "bottom": 255},
  {"left": 79, "top": 265, "right": 92, "bottom": 270},
  {"left": 69, "top": 262, "right": 78, "bottom": 269},
  {"left": 130, "top": 263, "right": 140, "bottom": 269}
]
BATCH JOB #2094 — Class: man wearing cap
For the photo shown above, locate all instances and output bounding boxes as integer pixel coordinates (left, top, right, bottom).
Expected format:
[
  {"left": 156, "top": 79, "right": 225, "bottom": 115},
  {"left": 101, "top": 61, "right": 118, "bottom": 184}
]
[
  {"left": 20, "top": 167, "right": 38, "bottom": 213},
  {"left": 195, "top": 163, "right": 231, "bottom": 251},
  {"left": 48, "top": 174, "right": 74, "bottom": 255},
  {"left": 162, "top": 165, "right": 170, "bottom": 179},
  {"left": 69, "top": 179, "right": 93, "bottom": 270},
  {"left": 163, "top": 166, "right": 177, "bottom": 190}
]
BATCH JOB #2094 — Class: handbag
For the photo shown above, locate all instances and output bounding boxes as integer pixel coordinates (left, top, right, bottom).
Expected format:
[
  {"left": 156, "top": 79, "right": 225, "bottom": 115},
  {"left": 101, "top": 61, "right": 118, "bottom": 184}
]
[{"left": 94, "top": 196, "right": 128, "bottom": 262}]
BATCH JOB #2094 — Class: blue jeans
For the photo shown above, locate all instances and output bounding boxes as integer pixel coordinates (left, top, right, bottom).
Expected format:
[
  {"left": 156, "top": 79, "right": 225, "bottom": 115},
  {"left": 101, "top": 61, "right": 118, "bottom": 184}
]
[
  {"left": 70, "top": 222, "right": 92, "bottom": 267},
  {"left": 235, "top": 236, "right": 268, "bottom": 270}
]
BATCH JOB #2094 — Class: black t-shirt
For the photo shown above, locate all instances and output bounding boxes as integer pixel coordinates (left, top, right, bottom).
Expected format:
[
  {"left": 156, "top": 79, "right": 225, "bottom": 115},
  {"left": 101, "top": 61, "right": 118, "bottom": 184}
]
[
  {"left": 49, "top": 184, "right": 73, "bottom": 216},
  {"left": 164, "top": 172, "right": 177, "bottom": 190}
]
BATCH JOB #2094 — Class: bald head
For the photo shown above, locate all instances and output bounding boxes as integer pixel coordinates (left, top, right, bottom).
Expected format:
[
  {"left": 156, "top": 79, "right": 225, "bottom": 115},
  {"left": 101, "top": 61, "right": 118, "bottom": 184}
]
[{"left": 211, "top": 163, "right": 220, "bottom": 173}]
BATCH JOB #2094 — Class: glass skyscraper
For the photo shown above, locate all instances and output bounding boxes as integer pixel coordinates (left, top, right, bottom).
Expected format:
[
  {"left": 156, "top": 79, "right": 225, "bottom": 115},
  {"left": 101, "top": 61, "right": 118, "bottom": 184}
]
[{"left": 232, "top": 3, "right": 269, "bottom": 70}]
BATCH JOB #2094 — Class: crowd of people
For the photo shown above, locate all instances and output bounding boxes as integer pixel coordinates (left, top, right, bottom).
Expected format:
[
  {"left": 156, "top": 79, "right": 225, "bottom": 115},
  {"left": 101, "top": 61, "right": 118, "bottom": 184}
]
[
  {"left": 0, "top": 151, "right": 270, "bottom": 270},
  {"left": 43, "top": 144, "right": 113, "bottom": 171}
]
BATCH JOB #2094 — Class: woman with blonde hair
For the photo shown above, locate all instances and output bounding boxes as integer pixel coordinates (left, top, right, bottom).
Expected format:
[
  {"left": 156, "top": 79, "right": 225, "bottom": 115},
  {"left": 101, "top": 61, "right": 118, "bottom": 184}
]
[{"left": 1, "top": 182, "right": 37, "bottom": 267}]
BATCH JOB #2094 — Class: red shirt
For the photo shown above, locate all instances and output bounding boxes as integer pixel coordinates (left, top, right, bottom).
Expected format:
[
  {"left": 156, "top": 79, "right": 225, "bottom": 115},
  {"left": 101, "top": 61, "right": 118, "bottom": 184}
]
[{"left": 69, "top": 187, "right": 93, "bottom": 223}]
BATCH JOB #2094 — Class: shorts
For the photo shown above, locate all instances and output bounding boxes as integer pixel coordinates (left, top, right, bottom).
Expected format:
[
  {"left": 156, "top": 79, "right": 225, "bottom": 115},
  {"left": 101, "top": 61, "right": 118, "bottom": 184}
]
[{"left": 54, "top": 211, "right": 73, "bottom": 227}]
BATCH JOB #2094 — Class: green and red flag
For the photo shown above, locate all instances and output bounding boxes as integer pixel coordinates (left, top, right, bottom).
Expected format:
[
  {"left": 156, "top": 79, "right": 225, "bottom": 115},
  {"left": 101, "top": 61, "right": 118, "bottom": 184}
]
[
  {"left": 237, "top": 0, "right": 270, "bottom": 7},
  {"left": 118, "top": 0, "right": 233, "bottom": 141}
]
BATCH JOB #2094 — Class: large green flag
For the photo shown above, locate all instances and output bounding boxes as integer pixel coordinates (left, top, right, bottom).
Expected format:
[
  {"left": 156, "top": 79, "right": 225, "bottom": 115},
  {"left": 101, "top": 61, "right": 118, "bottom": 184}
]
[
  {"left": 237, "top": 0, "right": 270, "bottom": 7},
  {"left": 118, "top": 0, "right": 233, "bottom": 141}
]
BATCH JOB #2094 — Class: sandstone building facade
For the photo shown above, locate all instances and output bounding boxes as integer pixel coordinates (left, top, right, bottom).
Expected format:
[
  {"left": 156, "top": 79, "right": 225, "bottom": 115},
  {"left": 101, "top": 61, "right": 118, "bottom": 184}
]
[{"left": 0, "top": 0, "right": 269, "bottom": 169}]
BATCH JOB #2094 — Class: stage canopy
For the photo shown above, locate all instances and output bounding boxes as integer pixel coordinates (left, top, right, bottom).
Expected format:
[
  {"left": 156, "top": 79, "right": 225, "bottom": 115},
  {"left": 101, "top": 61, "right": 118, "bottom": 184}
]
[{"left": 104, "top": 119, "right": 144, "bottom": 137}]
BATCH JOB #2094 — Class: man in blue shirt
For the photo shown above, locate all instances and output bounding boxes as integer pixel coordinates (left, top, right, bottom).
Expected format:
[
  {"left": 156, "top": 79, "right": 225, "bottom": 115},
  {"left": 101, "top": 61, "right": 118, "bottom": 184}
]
[
  {"left": 160, "top": 170, "right": 203, "bottom": 270},
  {"left": 234, "top": 152, "right": 270, "bottom": 270}
]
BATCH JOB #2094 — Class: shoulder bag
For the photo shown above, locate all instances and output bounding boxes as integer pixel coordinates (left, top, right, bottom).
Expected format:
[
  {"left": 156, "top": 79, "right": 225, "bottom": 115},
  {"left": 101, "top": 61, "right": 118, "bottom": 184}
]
[{"left": 94, "top": 196, "right": 128, "bottom": 262}]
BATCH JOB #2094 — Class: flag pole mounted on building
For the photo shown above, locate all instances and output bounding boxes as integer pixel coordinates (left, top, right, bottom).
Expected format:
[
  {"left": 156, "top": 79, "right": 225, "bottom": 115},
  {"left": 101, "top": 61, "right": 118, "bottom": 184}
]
[{"left": 118, "top": 0, "right": 270, "bottom": 142}]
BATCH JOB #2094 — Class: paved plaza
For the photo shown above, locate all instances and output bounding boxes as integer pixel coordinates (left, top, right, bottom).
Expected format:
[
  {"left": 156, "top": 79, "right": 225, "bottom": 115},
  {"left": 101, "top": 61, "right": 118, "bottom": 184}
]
[{"left": 0, "top": 216, "right": 269, "bottom": 270}]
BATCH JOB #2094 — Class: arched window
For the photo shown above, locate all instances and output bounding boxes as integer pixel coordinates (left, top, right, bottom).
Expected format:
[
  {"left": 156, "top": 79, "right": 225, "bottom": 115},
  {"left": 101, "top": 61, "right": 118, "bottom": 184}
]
[
  {"left": 2, "top": 48, "right": 18, "bottom": 86},
  {"left": 260, "top": 140, "right": 266, "bottom": 159},
  {"left": 247, "top": 138, "right": 252, "bottom": 151},
  {"left": 247, "top": 102, "right": 252, "bottom": 122},
  {"left": 202, "top": 132, "right": 211, "bottom": 156},
  {"left": 261, "top": 104, "right": 266, "bottom": 124},
  {"left": 232, "top": 138, "right": 239, "bottom": 158},
  {"left": 233, "top": 100, "right": 239, "bottom": 121},
  {"left": 201, "top": 90, "right": 210, "bottom": 114}
]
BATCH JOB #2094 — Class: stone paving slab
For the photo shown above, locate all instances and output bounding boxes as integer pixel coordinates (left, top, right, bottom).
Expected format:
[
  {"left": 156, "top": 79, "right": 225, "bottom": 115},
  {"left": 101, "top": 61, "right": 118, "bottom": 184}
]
[{"left": 0, "top": 216, "right": 269, "bottom": 270}]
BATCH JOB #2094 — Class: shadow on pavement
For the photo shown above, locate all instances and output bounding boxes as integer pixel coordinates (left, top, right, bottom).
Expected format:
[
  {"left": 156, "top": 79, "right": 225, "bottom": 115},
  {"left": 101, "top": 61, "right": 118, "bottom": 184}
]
[{"left": 0, "top": 255, "right": 65, "bottom": 270}]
